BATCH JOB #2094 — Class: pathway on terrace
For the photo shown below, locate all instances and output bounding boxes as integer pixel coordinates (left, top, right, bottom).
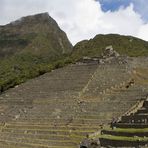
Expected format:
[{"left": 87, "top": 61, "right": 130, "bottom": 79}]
[{"left": 0, "top": 58, "right": 148, "bottom": 148}]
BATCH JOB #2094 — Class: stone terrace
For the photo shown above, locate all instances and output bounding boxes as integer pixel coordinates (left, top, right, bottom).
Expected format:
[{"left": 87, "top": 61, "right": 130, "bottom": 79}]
[
  {"left": 100, "top": 97, "right": 148, "bottom": 147},
  {"left": 0, "top": 57, "right": 148, "bottom": 148}
]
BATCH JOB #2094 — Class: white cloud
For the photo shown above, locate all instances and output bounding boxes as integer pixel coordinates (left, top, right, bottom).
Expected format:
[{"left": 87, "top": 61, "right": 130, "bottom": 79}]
[
  {"left": 0, "top": 0, "right": 148, "bottom": 45},
  {"left": 94, "top": 4, "right": 143, "bottom": 34},
  {"left": 132, "top": 0, "right": 148, "bottom": 22},
  {"left": 49, "top": 1, "right": 148, "bottom": 44},
  {"left": 138, "top": 24, "right": 148, "bottom": 41}
]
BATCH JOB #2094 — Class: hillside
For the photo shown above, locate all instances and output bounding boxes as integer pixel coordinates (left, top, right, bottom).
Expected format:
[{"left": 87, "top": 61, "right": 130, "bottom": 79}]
[
  {"left": 0, "top": 13, "right": 72, "bottom": 93},
  {"left": 0, "top": 12, "right": 72, "bottom": 58},
  {"left": 0, "top": 56, "right": 148, "bottom": 147},
  {"left": 72, "top": 34, "right": 148, "bottom": 60}
]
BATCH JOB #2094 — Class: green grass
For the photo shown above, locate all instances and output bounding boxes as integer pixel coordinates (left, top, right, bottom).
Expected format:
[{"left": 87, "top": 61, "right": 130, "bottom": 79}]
[
  {"left": 0, "top": 13, "right": 73, "bottom": 93},
  {"left": 104, "top": 128, "right": 148, "bottom": 133},
  {"left": 88, "top": 127, "right": 148, "bottom": 140},
  {"left": 0, "top": 53, "right": 73, "bottom": 93},
  {"left": 72, "top": 34, "right": 148, "bottom": 60},
  {"left": 100, "top": 134, "right": 148, "bottom": 142}
]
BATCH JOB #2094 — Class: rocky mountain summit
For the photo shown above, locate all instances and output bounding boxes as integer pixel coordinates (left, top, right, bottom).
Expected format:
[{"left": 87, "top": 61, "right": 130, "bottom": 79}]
[{"left": 0, "top": 12, "right": 72, "bottom": 58}]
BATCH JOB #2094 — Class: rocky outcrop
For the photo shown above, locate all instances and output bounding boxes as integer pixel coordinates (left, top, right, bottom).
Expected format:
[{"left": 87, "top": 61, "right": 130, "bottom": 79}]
[{"left": 101, "top": 45, "right": 120, "bottom": 59}]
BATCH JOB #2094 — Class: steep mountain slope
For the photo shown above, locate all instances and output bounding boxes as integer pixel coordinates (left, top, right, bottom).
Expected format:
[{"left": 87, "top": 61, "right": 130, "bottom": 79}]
[
  {"left": 0, "top": 13, "right": 72, "bottom": 93},
  {"left": 0, "top": 12, "right": 72, "bottom": 58},
  {"left": 72, "top": 34, "right": 148, "bottom": 60}
]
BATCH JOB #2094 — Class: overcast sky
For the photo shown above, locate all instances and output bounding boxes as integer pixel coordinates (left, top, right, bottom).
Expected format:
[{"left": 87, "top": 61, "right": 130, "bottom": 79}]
[{"left": 0, "top": 0, "right": 148, "bottom": 45}]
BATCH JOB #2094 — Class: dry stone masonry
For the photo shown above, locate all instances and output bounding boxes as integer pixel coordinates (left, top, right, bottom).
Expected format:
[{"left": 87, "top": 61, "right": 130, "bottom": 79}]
[
  {"left": 0, "top": 48, "right": 148, "bottom": 148},
  {"left": 99, "top": 96, "right": 148, "bottom": 147}
]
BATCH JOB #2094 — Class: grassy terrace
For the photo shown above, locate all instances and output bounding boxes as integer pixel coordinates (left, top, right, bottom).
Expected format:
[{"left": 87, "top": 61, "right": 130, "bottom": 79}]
[
  {"left": 103, "top": 128, "right": 148, "bottom": 133},
  {"left": 1, "top": 127, "right": 96, "bottom": 134},
  {"left": 0, "top": 140, "right": 77, "bottom": 148},
  {"left": 100, "top": 134, "right": 148, "bottom": 142},
  {"left": 0, "top": 55, "right": 147, "bottom": 147}
]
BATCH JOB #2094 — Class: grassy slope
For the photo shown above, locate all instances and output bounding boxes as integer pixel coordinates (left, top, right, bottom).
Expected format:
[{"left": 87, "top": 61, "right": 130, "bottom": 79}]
[
  {"left": 0, "top": 53, "right": 73, "bottom": 93},
  {"left": 100, "top": 134, "right": 148, "bottom": 142},
  {"left": 72, "top": 34, "right": 148, "bottom": 60},
  {"left": 104, "top": 128, "right": 148, "bottom": 133},
  {"left": 0, "top": 13, "right": 73, "bottom": 93},
  {"left": 0, "top": 13, "right": 72, "bottom": 58}
]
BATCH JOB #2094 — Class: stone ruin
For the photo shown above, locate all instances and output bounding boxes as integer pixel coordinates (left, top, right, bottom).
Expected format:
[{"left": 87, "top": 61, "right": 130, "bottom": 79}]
[
  {"left": 99, "top": 45, "right": 121, "bottom": 64},
  {"left": 76, "top": 45, "right": 123, "bottom": 65},
  {"left": 102, "top": 45, "right": 120, "bottom": 59},
  {"left": 80, "top": 96, "right": 148, "bottom": 148},
  {"left": 102, "top": 96, "right": 148, "bottom": 147}
]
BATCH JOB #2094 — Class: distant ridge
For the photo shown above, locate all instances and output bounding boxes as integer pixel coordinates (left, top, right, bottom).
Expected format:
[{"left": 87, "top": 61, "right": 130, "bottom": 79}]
[{"left": 72, "top": 34, "right": 148, "bottom": 60}]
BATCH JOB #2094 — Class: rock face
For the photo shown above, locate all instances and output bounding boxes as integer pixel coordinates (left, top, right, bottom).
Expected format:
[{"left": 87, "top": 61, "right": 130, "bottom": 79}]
[
  {"left": 99, "top": 45, "right": 125, "bottom": 64},
  {"left": 0, "top": 12, "right": 72, "bottom": 58},
  {"left": 102, "top": 45, "right": 120, "bottom": 59}
]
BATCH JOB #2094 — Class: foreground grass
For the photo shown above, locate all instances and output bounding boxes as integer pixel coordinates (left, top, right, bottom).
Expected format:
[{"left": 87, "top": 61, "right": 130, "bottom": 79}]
[
  {"left": 104, "top": 128, "right": 148, "bottom": 133},
  {"left": 100, "top": 134, "right": 148, "bottom": 142}
]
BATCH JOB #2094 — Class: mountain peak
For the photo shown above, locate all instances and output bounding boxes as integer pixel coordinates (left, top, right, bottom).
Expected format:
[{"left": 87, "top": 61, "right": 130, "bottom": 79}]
[
  {"left": 0, "top": 13, "right": 72, "bottom": 57},
  {"left": 9, "top": 12, "right": 56, "bottom": 26}
]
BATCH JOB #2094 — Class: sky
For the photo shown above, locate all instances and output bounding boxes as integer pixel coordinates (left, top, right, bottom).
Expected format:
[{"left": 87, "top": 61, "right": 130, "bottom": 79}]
[{"left": 0, "top": 0, "right": 148, "bottom": 45}]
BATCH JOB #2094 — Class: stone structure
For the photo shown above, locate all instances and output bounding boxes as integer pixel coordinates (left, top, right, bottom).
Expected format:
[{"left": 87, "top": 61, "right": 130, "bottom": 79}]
[
  {"left": 99, "top": 96, "right": 148, "bottom": 147},
  {"left": 77, "top": 46, "right": 121, "bottom": 65},
  {"left": 102, "top": 45, "right": 120, "bottom": 59},
  {"left": 0, "top": 56, "right": 148, "bottom": 147}
]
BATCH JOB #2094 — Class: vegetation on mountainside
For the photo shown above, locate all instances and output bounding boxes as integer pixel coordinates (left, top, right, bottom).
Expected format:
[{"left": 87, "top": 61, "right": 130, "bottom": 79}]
[
  {"left": 1, "top": 33, "right": 148, "bottom": 93},
  {"left": 0, "top": 13, "right": 73, "bottom": 93},
  {"left": 0, "top": 53, "right": 73, "bottom": 93},
  {"left": 0, "top": 13, "right": 72, "bottom": 58},
  {"left": 0, "top": 13, "right": 148, "bottom": 94},
  {"left": 103, "top": 128, "right": 148, "bottom": 133},
  {"left": 72, "top": 34, "right": 148, "bottom": 60},
  {"left": 100, "top": 134, "right": 148, "bottom": 142}
]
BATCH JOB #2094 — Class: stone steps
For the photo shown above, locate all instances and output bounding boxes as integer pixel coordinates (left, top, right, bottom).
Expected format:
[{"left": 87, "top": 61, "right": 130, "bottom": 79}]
[
  {"left": 0, "top": 135, "right": 79, "bottom": 146},
  {"left": 12, "top": 118, "right": 108, "bottom": 124},
  {"left": 0, "top": 132, "right": 82, "bottom": 141},
  {"left": 1, "top": 128, "right": 94, "bottom": 137},
  {"left": 99, "top": 135, "right": 148, "bottom": 147},
  {"left": 102, "top": 128, "right": 148, "bottom": 137},
  {"left": 115, "top": 123, "right": 148, "bottom": 128},
  {"left": 2, "top": 124, "right": 99, "bottom": 131},
  {"left": 5, "top": 121, "right": 103, "bottom": 128},
  {"left": 0, "top": 139, "right": 77, "bottom": 148},
  {"left": 99, "top": 98, "right": 148, "bottom": 147},
  {"left": 136, "top": 108, "right": 148, "bottom": 114},
  {"left": 0, "top": 140, "right": 42, "bottom": 148},
  {"left": 121, "top": 114, "right": 148, "bottom": 123}
]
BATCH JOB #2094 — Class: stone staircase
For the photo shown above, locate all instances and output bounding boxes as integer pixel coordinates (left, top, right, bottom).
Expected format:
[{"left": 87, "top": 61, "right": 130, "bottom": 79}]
[{"left": 100, "top": 97, "right": 148, "bottom": 147}]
